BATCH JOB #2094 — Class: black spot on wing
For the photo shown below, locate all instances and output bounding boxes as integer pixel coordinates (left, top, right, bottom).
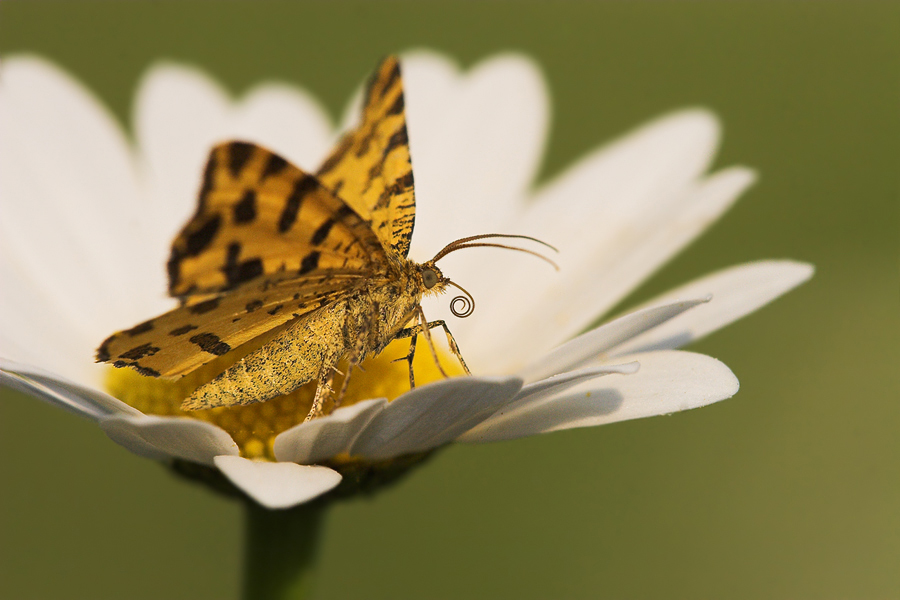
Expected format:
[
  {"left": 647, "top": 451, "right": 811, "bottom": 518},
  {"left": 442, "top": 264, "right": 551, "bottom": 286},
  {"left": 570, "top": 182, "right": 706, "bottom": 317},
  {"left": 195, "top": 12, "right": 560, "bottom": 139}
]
[
  {"left": 299, "top": 251, "right": 320, "bottom": 275},
  {"left": 375, "top": 170, "right": 415, "bottom": 211},
  {"left": 228, "top": 142, "right": 255, "bottom": 178},
  {"left": 167, "top": 258, "right": 182, "bottom": 293},
  {"left": 267, "top": 304, "right": 283, "bottom": 316},
  {"left": 396, "top": 170, "right": 414, "bottom": 189},
  {"left": 245, "top": 299, "right": 264, "bottom": 312},
  {"left": 225, "top": 258, "right": 263, "bottom": 288},
  {"left": 183, "top": 214, "right": 222, "bottom": 257},
  {"left": 233, "top": 190, "right": 257, "bottom": 224},
  {"left": 125, "top": 319, "right": 155, "bottom": 337},
  {"left": 222, "top": 242, "right": 264, "bottom": 288},
  {"left": 188, "top": 298, "right": 220, "bottom": 314},
  {"left": 96, "top": 337, "right": 114, "bottom": 362},
  {"left": 169, "top": 324, "right": 198, "bottom": 336},
  {"left": 311, "top": 219, "right": 335, "bottom": 245},
  {"left": 119, "top": 343, "right": 160, "bottom": 360},
  {"left": 190, "top": 333, "right": 231, "bottom": 356},
  {"left": 371, "top": 58, "right": 401, "bottom": 102},
  {"left": 279, "top": 175, "right": 318, "bottom": 233},
  {"left": 114, "top": 360, "right": 161, "bottom": 378},
  {"left": 261, "top": 153, "right": 289, "bottom": 179},
  {"left": 354, "top": 131, "right": 374, "bottom": 158},
  {"left": 387, "top": 92, "right": 404, "bottom": 116},
  {"left": 382, "top": 126, "right": 408, "bottom": 163}
]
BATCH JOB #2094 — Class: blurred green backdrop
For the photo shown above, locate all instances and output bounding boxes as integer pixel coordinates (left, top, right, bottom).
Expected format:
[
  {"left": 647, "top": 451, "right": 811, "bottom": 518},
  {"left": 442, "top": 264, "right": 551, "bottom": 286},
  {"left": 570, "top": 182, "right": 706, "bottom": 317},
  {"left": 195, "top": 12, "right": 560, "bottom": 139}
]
[{"left": 1, "top": 1, "right": 897, "bottom": 598}]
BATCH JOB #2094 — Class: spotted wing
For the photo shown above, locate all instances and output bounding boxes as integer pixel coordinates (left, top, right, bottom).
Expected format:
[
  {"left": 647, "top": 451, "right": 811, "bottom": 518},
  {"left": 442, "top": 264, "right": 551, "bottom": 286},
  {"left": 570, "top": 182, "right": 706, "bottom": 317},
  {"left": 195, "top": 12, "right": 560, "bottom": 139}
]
[
  {"left": 97, "top": 277, "right": 366, "bottom": 378},
  {"left": 316, "top": 55, "right": 416, "bottom": 259},
  {"left": 167, "top": 141, "right": 387, "bottom": 297},
  {"left": 98, "top": 141, "right": 386, "bottom": 378}
]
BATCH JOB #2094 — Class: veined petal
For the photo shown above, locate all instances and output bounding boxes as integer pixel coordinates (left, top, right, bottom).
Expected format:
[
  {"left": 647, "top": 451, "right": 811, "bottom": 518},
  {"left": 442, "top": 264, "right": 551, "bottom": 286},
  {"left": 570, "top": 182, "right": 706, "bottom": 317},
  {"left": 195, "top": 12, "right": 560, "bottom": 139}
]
[
  {"left": 456, "top": 363, "right": 642, "bottom": 443},
  {"left": 465, "top": 163, "right": 756, "bottom": 372},
  {"left": 100, "top": 414, "right": 239, "bottom": 466},
  {"left": 214, "top": 456, "right": 342, "bottom": 510},
  {"left": 402, "top": 51, "right": 549, "bottom": 262},
  {"left": 350, "top": 376, "right": 522, "bottom": 461},
  {"left": 0, "top": 358, "right": 141, "bottom": 420},
  {"left": 519, "top": 297, "right": 710, "bottom": 382},
  {"left": 460, "top": 350, "right": 738, "bottom": 443},
  {"left": 273, "top": 398, "right": 388, "bottom": 465},
  {"left": 608, "top": 260, "right": 815, "bottom": 356}
]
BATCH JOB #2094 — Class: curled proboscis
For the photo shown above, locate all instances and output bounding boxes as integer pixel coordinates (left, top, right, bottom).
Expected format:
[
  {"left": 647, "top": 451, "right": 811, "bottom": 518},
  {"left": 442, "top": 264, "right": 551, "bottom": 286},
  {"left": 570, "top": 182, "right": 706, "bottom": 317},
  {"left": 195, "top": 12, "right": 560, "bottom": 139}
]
[
  {"left": 447, "top": 281, "right": 475, "bottom": 318},
  {"left": 450, "top": 295, "right": 474, "bottom": 318}
]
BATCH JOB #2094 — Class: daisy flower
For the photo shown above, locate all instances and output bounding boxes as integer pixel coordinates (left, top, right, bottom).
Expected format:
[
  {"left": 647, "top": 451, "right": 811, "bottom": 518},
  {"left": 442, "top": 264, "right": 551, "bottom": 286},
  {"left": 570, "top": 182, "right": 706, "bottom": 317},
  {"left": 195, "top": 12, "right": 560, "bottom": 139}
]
[{"left": 0, "top": 50, "right": 812, "bottom": 512}]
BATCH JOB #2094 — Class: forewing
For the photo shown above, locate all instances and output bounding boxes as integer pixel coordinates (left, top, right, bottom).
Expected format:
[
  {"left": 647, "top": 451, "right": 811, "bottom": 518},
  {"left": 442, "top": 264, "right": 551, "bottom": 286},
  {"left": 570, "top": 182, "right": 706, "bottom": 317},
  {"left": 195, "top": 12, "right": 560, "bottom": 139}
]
[
  {"left": 316, "top": 56, "right": 416, "bottom": 259},
  {"left": 167, "top": 141, "right": 387, "bottom": 297},
  {"left": 97, "top": 277, "right": 366, "bottom": 378}
]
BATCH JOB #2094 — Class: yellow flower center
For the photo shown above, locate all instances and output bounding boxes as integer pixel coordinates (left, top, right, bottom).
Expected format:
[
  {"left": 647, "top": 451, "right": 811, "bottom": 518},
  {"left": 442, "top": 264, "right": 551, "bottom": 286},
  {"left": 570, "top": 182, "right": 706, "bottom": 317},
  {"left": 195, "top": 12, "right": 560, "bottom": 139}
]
[{"left": 105, "top": 338, "right": 463, "bottom": 461}]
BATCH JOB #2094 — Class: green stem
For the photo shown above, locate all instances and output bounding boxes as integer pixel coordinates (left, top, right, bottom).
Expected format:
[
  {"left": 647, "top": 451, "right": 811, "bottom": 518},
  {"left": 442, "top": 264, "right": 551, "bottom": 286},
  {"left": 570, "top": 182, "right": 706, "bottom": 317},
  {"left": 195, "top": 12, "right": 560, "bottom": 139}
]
[{"left": 242, "top": 501, "right": 327, "bottom": 600}]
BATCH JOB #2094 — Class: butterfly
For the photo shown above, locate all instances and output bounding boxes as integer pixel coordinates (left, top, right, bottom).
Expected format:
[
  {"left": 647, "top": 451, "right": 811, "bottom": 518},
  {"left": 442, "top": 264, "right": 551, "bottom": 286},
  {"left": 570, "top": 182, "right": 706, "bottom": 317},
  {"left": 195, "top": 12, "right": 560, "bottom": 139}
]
[{"left": 96, "top": 56, "right": 555, "bottom": 421}]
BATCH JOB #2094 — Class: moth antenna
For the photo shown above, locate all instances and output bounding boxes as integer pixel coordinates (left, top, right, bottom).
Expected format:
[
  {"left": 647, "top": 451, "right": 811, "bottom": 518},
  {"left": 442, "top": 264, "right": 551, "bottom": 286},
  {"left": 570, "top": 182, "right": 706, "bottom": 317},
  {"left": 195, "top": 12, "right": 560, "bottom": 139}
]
[
  {"left": 437, "top": 242, "right": 560, "bottom": 271},
  {"left": 432, "top": 233, "right": 557, "bottom": 263},
  {"left": 446, "top": 280, "right": 475, "bottom": 318}
]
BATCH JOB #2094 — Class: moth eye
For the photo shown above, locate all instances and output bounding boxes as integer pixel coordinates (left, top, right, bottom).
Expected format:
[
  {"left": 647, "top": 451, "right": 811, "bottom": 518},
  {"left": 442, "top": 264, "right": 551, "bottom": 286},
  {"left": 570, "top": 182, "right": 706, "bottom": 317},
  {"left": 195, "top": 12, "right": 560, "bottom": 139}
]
[{"left": 422, "top": 268, "right": 439, "bottom": 289}]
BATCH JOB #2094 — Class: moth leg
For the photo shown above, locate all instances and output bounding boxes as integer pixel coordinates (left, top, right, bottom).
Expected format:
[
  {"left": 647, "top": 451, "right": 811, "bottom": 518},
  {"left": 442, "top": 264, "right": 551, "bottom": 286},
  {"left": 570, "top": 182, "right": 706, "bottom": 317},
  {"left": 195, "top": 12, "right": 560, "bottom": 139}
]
[
  {"left": 304, "top": 365, "right": 334, "bottom": 422},
  {"left": 334, "top": 337, "right": 366, "bottom": 410},
  {"left": 333, "top": 364, "right": 354, "bottom": 410},
  {"left": 435, "top": 320, "right": 471, "bottom": 375},
  {"left": 391, "top": 332, "right": 418, "bottom": 388},
  {"left": 393, "top": 310, "right": 472, "bottom": 386},
  {"left": 414, "top": 307, "right": 449, "bottom": 379}
]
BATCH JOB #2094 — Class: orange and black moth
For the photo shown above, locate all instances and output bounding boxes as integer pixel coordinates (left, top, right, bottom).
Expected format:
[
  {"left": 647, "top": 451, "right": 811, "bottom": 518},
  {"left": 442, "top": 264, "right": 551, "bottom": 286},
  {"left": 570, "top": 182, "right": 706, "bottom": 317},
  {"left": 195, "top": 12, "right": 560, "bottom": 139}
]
[{"left": 97, "top": 56, "right": 555, "bottom": 421}]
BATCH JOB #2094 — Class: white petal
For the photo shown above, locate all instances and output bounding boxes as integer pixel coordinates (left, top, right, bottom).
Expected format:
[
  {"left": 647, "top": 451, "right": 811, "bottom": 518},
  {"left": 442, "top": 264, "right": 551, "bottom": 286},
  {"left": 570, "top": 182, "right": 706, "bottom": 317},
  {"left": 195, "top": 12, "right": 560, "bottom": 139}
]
[
  {"left": 465, "top": 164, "right": 755, "bottom": 373},
  {"left": 402, "top": 51, "right": 549, "bottom": 261},
  {"left": 0, "top": 253, "right": 95, "bottom": 383},
  {"left": 350, "top": 376, "right": 522, "bottom": 461},
  {"left": 233, "top": 84, "right": 335, "bottom": 169},
  {"left": 214, "top": 456, "right": 341, "bottom": 510},
  {"left": 100, "top": 415, "right": 239, "bottom": 465},
  {"left": 609, "top": 261, "right": 815, "bottom": 356},
  {"left": 1, "top": 368, "right": 111, "bottom": 423},
  {"left": 273, "top": 398, "right": 387, "bottom": 464},
  {"left": 458, "top": 363, "right": 641, "bottom": 443},
  {"left": 519, "top": 297, "right": 710, "bottom": 382},
  {"left": 1, "top": 358, "right": 140, "bottom": 420},
  {"left": 0, "top": 56, "right": 165, "bottom": 383},
  {"left": 460, "top": 350, "right": 738, "bottom": 443}
]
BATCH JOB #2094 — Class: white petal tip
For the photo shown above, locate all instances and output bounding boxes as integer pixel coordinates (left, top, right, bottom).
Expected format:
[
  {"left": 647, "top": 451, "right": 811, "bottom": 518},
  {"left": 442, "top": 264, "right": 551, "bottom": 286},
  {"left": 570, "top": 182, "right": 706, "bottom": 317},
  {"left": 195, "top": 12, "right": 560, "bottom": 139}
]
[
  {"left": 214, "top": 456, "right": 342, "bottom": 510},
  {"left": 616, "top": 361, "right": 641, "bottom": 375},
  {"left": 100, "top": 415, "right": 239, "bottom": 465}
]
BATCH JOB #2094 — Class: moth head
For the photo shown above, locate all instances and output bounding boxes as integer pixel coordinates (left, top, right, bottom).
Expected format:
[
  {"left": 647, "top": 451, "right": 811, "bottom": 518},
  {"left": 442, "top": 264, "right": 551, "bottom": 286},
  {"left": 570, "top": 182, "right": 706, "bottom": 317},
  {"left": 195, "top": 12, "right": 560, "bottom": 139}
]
[
  {"left": 426, "top": 234, "right": 559, "bottom": 319},
  {"left": 419, "top": 263, "right": 444, "bottom": 291}
]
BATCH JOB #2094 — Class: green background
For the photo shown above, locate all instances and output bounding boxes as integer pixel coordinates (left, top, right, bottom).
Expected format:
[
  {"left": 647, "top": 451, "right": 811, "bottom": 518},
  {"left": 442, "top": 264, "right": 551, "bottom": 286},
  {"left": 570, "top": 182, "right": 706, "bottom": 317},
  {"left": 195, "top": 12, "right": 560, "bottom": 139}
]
[{"left": 1, "top": 1, "right": 897, "bottom": 598}]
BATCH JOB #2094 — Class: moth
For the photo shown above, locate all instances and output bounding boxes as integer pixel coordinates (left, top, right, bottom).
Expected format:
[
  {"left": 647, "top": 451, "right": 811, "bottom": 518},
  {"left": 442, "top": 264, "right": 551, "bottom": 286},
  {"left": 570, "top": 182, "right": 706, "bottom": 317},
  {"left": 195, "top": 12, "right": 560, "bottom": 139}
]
[{"left": 97, "top": 56, "right": 555, "bottom": 421}]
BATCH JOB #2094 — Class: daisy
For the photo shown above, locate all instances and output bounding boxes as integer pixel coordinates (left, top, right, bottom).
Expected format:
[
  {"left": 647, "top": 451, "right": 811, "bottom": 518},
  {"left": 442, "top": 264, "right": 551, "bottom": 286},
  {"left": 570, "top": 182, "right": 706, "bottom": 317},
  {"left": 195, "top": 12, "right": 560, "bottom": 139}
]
[{"left": 0, "top": 50, "right": 812, "bottom": 512}]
